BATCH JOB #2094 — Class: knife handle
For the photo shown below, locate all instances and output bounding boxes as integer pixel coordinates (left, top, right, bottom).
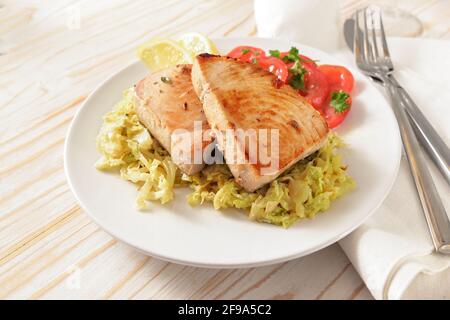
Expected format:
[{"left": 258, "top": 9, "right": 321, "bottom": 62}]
[
  {"left": 388, "top": 75, "right": 450, "bottom": 186},
  {"left": 383, "top": 78, "right": 450, "bottom": 254}
]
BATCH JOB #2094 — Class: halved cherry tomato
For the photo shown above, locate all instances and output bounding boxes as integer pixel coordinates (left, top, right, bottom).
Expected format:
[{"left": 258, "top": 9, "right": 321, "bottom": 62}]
[
  {"left": 318, "top": 65, "right": 354, "bottom": 93},
  {"left": 318, "top": 65, "right": 355, "bottom": 128},
  {"left": 257, "top": 56, "right": 289, "bottom": 82},
  {"left": 324, "top": 96, "right": 352, "bottom": 128},
  {"left": 278, "top": 52, "right": 329, "bottom": 111},
  {"left": 299, "top": 55, "right": 317, "bottom": 67},
  {"left": 227, "top": 46, "right": 266, "bottom": 63},
  {"left": 301, "top": 63, "right": 330, "bottom": 112},
  {"left": 280, "top": 52, "right": 317, "bottom": 68}
]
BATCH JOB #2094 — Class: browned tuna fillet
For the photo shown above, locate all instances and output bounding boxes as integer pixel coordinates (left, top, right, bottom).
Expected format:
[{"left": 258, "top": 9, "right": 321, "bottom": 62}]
[
  {"left": 191, "top": 54, "right": 329, "bottom": 191},
  {"left": 134, "top": 64, "right": 212, "bottom": 175}
]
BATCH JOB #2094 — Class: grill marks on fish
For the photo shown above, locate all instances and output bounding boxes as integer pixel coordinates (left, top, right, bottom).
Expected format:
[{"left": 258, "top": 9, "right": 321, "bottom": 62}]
[{"left": 191, "top": 54, "right": 329, "bottom": 191}]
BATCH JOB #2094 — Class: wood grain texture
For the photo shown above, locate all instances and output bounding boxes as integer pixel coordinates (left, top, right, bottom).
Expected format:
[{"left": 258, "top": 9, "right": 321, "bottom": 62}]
[{"left": 0, "top": 0, "right": 447, "bottom": 300}]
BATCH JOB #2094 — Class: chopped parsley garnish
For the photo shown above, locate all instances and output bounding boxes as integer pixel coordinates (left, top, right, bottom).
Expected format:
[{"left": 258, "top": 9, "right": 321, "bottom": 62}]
[
  {"left": 288, "top": 71, "right": 306, "bottom": 90},
  {"left": 241, "top": 48, "right": 250, "bottom": 54},
  {"left": 282, "top": 46, "right": 300, "bottom": 63},
  {"left": 331, "top": 90, "right": 351, "bottom": 113},
  {"left": 287, "top": 60, "right": 307, "bottom": 90},
  {"left": 251, "top": 57, "right": 258, "bottom": 64},
  {"left": 269, "top": 49, "right": 281, "bottom": 58},
  {"left": 161, "top": 76, "right": 172, "bottom": 84},
  {"left": 267, "top": 46, "right": 308, "bottom": 90}
]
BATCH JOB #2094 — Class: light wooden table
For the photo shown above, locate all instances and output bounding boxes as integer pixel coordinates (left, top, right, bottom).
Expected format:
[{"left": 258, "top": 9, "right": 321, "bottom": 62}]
[{"left": 1, "top": 0, "right": 448, "bottom": 300}]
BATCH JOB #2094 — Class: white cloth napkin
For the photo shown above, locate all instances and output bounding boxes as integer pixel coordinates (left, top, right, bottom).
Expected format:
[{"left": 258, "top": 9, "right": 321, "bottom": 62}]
[{"left": 254, "top": 0, "right": 450, "bottom": 300}]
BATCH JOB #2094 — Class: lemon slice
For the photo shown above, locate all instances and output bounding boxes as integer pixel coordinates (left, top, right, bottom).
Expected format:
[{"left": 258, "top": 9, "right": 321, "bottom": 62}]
[
  {"left": 137, "top": 39, "right": 193, "bottom": 71},
  {"left": 176, "top": 32, "right": 218, "bottom": 56}
]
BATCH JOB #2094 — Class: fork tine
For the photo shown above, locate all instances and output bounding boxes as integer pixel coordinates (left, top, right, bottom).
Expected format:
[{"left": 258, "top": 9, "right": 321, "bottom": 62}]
[
  {"left": 369, "top": 8, "right": 380, "bottom": 59},
  {"left": 379, "top": 9, "right": 391, "bottom": 58},
  {"left": 354, "top": 10, "right": 365, "bottom": 64},
  {"left": 363, "top": 9, "right": 374, "bottom": 62},
  {"left": 354, "top": 12, "right": 361, "bottom": 61}
]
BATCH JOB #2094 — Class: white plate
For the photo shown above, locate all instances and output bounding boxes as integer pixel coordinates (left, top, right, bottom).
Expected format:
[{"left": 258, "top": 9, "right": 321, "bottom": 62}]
[{"left": 65, "top": 37, "right": 401, "bottom": 268}]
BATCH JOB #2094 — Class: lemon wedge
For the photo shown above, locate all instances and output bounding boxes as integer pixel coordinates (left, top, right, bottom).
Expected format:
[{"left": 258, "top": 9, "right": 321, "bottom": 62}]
[
  {"left": 137, "top": 39, "right": 193, "bottom": 71},
  {"left": 176, "top": 32, "right": 218, "bottom": 56}
]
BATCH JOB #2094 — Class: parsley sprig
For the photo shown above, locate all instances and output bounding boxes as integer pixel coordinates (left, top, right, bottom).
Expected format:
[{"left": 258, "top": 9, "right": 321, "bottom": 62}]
[
  {"left": 269, "top": 49, "right": 281, "bottom": 58},
  {"left": 269, "top": 47, "right": 309, "bottom": 90},
  {"left": 282, "top": 47, "right": 300, "bottom": 63},
  {"left": 286, "top": 47, "right": 307, "bottom": 90},
  {"left": 330, "top": 91, "right": 351, "bottom": 113},
  {"left": 288, "top": 60, "right": 307, "bottom": 90}
]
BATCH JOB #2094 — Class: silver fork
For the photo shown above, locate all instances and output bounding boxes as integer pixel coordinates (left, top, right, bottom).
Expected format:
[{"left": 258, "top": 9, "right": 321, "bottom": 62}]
[
  {"left": 343, "top": 18, "right": 450, "bottom": 187},
  {"left": 354, "top": 7, "right": 450, "bottom": 254}
]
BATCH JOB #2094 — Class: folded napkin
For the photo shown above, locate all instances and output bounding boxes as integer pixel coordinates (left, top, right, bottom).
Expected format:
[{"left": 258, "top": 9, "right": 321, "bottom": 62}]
[{"left": 254, "top": 0, "right": 450, "bottom": 300}]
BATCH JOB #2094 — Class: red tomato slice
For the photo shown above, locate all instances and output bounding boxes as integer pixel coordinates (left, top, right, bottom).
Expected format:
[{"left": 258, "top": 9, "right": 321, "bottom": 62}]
[
  {"left": 280, "top": 52, "right": 317, "bottom": 68},
  {"left": 318, "top": 65, "right": 355, "bottom": 128},
  {"left": 324, "top": 96, "right": 352, "bottom": 128},
  {"left": 299, "top": 55, "right": 317, "bottom": 68},
  {"left": 279, "top": 52, "right": 329, "bottom": 111},
  {"left": 318, "top": 65, "right": 354, "bottom": 93},
  {"left": 257, "top": 56, "right": 289, "bottom": 82},
  {"left": 227, "top": 46, "right": 266, "bottom": 63},
  {"left": 301, "top": 63, "right": 330, "bottom": 111}
]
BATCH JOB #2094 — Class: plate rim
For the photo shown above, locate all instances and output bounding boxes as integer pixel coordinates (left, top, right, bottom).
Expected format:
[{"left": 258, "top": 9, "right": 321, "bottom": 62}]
[{"left": 64, "top": 36, "right": 402, "bottom": 268}]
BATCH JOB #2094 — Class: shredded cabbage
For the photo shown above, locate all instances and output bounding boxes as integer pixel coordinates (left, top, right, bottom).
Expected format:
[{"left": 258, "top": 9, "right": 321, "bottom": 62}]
[
  {"left": 185, "top": 134, "right": 355, "bottom": 228},
  {"left": 96, "top": 90, "right": 355, "bottom": 227},
  {"left": 95, "top": 89, "right": 179, "bottom": 209}
]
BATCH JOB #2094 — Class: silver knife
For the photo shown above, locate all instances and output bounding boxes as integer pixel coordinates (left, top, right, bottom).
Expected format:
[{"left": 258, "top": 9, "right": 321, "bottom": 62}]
[{"left": 343, "top": 18, "right": 450, "bottom": 186}]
